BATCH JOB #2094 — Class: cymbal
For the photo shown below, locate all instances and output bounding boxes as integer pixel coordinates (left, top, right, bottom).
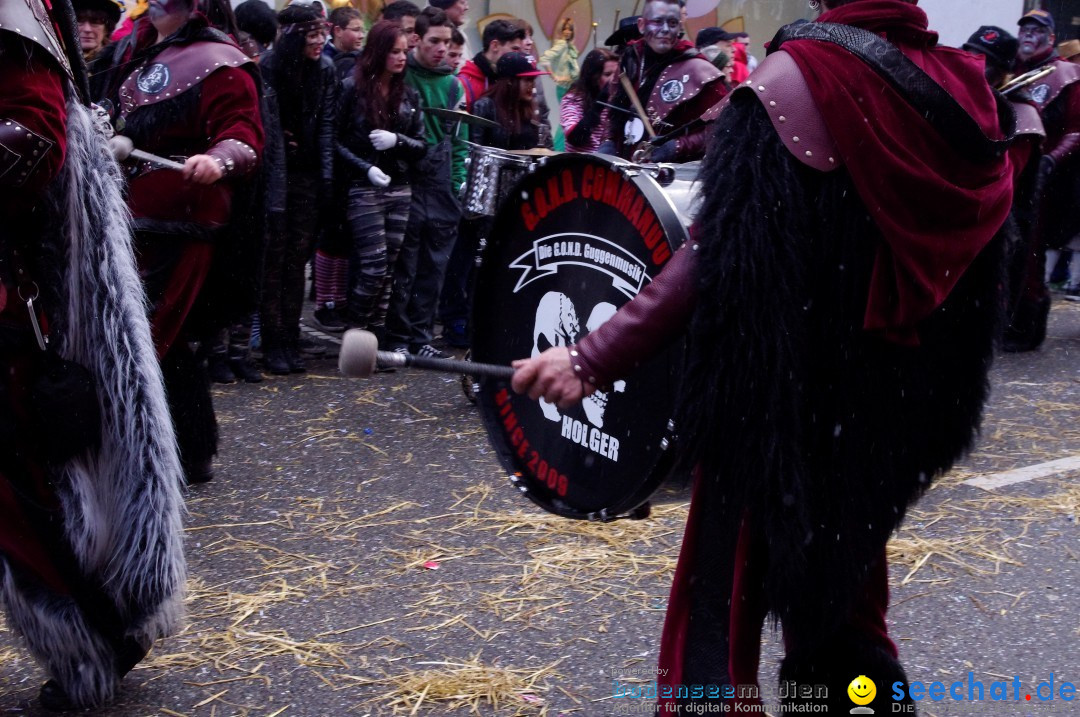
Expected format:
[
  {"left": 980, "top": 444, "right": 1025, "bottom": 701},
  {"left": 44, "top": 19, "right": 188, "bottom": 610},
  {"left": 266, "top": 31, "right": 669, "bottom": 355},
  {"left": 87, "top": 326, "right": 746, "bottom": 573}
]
[
  {"left": 506, "top": 148, "right": 559, "bottom": 156},
  {"left": 426, "top": 107, "right": 499, "bottom": 129}
]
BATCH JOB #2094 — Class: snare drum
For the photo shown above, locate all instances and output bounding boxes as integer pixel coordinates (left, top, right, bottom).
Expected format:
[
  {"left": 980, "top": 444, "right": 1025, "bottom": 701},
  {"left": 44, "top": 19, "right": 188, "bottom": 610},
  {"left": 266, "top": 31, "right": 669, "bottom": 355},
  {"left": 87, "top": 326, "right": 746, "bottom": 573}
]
[
  {"left": 471, "top": 154, "right": 701, "bottom": 520},
  {"left": 463, "top": 144, "right": 537, "bottom": 219}
]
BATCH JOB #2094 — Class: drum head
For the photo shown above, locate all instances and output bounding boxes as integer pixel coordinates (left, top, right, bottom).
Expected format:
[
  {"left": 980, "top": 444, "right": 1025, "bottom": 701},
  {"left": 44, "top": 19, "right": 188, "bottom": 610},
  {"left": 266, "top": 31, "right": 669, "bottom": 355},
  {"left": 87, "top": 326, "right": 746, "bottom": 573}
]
[{"left": 472, "top": 154, "right": 687, "bottom": 521}]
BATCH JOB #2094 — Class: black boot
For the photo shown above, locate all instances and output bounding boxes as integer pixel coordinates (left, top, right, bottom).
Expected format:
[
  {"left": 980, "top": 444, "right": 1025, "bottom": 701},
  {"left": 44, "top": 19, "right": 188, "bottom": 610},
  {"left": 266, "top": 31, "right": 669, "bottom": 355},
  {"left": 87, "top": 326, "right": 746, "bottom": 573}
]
[
  {"left": 263, "top": 347, "right": 292, "bottom": 375},
  {"left": 184, "top": 457, "right": 214, "bottom": 484},
  {"left": 39, "top": 680, "right": 76, "bottom": 712},
  {"left": 206, "top": 354, "right": 236, "bottom": 384},
  {"left": 1003, "top": 295, "right": 1050, "bottom": 353},
  {"left": 229, "top": 356, "right": 263, "bottom": 383},
  {"left": 284, "top": 345, "right": 307, "bottom": 373}
]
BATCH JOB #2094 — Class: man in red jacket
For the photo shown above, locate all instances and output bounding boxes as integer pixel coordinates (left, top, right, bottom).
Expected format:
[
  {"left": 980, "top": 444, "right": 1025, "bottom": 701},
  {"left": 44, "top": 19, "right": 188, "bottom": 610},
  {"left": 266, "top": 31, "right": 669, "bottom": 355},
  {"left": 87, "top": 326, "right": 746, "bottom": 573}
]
[
  {"left": 458, "top": 18, "right": 525, "bottom": 110},
  {"left": 514, "top": 0, "right": 1014, "bottom": 712}
]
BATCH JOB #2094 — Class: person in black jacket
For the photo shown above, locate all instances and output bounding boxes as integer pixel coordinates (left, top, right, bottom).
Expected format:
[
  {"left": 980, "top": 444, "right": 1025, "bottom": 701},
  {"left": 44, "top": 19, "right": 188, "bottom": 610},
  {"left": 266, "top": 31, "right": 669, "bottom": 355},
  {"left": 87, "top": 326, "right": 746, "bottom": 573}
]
[
  {"left": 336, "top": 20, "right": 427, "bottom": 337},
  {"left": 258, "top": 3, "right": 338, "bottom": 374}
]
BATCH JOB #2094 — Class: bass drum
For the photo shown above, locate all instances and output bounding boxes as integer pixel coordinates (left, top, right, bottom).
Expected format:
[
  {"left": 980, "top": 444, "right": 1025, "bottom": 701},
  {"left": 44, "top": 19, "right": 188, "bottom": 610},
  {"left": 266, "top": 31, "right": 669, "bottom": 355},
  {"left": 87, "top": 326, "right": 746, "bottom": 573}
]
[{"left": 471, "top": 154, "right": 700, "bottom": 521}]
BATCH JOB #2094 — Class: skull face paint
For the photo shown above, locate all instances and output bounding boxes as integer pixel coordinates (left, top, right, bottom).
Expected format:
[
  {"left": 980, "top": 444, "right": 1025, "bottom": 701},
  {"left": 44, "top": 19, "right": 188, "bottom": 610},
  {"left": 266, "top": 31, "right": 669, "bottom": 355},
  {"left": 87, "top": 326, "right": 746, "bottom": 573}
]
[
  {"left": 1017, "top": 21, "right": 1053, "bottom": 63},
  {"left": 638, "top": 0, "right": 682, "bottom": 55}
]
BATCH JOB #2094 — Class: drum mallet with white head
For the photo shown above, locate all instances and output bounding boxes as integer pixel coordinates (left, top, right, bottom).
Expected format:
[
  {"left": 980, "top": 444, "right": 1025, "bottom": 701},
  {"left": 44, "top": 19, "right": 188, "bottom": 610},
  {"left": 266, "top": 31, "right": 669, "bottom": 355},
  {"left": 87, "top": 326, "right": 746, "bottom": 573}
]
[
  {"left": 339, "top": 329, "right": 515, "bottom": 379},
  {"left": 108, "top": 136, "right": 187, "bottom": 171}
]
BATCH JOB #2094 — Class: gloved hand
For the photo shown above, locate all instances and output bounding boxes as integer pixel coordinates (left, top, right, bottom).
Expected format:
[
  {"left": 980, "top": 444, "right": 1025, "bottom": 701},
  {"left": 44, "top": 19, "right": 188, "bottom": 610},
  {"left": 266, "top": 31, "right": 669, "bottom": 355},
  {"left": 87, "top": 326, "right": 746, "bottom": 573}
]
[
  {"left": 650, "top": 139, "right": 679, "bottom": 163},
  {"left": 367, "top": 166, "right": 391, "bottom": 187},
  {"left": 369, "top": 130, "right": 398, "bottom": 151}
]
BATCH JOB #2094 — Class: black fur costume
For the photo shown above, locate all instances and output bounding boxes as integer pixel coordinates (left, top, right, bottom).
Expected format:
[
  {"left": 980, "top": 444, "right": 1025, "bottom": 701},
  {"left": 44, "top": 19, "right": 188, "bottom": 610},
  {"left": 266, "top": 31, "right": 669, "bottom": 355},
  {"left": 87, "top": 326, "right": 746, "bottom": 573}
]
[{"left": 673, "top": 92, "right": 1006, "bottom": 709}]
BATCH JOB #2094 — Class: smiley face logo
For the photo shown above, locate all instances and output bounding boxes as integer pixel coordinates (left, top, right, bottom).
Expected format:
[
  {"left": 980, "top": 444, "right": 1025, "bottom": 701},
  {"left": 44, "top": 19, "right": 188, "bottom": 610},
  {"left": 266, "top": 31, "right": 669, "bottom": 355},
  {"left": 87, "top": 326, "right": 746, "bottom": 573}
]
[{"left": 847, "top": 675, "right": 876, "bottom": 706}]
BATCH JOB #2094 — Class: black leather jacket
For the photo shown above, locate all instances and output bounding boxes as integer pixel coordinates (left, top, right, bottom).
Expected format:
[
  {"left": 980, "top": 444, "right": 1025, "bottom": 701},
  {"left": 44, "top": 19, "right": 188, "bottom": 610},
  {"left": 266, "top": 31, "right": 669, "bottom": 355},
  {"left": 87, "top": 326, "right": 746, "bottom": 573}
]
[
  {"left": 336, "top": 78, "right": 427, "bottom": 186},
  {"left": 260, "top": 50, "right": 338, "bottom": 184}
]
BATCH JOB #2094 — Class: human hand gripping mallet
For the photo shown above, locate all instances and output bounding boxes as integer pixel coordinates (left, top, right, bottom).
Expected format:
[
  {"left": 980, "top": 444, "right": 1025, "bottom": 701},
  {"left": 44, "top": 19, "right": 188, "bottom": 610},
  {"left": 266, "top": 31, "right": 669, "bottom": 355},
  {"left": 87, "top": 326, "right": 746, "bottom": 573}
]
[{"left": 338, "top": 329, "right": 515, "bottom": 379}]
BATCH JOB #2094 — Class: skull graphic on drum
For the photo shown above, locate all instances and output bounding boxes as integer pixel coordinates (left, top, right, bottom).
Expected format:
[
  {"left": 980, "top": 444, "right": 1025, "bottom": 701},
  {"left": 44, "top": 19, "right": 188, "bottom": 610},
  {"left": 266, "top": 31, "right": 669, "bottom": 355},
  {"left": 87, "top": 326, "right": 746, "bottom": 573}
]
[{"left": 531, "top": 292, "right": 626, "bottom": 427}]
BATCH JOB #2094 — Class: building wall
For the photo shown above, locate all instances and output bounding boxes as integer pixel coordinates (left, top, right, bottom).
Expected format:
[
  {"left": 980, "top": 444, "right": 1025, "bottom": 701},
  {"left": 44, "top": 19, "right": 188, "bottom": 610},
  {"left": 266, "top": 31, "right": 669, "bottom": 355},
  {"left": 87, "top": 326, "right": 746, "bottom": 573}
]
[{"left": 919, "top": 0, "right": 1027, "bottom": 48}]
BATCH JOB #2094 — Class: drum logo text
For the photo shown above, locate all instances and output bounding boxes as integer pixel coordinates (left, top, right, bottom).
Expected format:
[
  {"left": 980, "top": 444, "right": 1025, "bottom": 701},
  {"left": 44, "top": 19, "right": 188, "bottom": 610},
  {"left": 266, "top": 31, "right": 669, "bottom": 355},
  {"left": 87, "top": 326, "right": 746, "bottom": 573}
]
[
  {"left": 510, "top": 233, "right": 648, "bottom": 299},
  {"left": 519, "top": 165, "right": 673, "bottom": 267}
]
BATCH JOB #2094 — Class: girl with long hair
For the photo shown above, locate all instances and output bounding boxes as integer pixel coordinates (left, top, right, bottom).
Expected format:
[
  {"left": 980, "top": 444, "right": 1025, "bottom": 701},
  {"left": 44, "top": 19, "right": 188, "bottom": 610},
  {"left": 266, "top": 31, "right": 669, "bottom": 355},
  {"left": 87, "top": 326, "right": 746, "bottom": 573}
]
[
  {"left": 560, "top": 48, "right": 617, "bottom": 153},
  {"left": 470, "top": 51, "right": 551, "bottom": 150},
  {"left": 258, "top": 3, "right": 338, "bottom": 374},
  {"left": 335, "top": 20, "right": 426, "bottom": 338}
]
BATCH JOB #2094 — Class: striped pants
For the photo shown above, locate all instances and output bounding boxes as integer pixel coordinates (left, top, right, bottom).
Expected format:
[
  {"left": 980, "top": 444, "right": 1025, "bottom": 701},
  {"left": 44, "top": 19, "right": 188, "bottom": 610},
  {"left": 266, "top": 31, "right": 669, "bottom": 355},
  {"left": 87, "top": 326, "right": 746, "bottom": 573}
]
[{"left": 344, "top": 183, "right": 411, "bottom": 330}]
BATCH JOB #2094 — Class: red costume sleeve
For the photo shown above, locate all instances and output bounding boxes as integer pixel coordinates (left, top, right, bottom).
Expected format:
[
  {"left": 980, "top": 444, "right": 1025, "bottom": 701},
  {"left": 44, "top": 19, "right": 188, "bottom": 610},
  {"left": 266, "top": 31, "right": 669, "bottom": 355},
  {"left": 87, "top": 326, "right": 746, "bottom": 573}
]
[
  {"left": 572, "top": 240, "right": 699, "bottom": 388},
  {"left": 1048, "top": 84, "right": 1080, "bottom": 167},
  {"left": 0, "top": 41, "right": 67, "bottom": 208},
  {"left": 198, "top": 66, "right": 264, "bottom": 167}
]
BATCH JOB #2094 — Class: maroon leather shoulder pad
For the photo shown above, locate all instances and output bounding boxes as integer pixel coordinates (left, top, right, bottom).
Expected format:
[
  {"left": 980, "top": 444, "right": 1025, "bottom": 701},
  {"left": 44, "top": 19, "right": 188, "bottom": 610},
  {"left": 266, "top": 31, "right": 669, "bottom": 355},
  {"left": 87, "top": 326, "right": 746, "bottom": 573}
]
[
  {"left": 731, "top": 50, "right": 842, "bottom": 173},
  {"left": 119, "top": 41, "right": 253, "bottom": 117}
]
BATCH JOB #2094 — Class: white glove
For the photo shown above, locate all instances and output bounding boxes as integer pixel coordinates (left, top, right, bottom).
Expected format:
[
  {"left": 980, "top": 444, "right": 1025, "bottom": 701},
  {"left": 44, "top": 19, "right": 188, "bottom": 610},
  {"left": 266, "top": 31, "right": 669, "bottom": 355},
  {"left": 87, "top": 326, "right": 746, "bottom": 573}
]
[
  {"left": 369, "top": 130, "right": 398, "bottom": 151},
  {"left": 367, "top": 166, "right": 391, "bottom": 187}
]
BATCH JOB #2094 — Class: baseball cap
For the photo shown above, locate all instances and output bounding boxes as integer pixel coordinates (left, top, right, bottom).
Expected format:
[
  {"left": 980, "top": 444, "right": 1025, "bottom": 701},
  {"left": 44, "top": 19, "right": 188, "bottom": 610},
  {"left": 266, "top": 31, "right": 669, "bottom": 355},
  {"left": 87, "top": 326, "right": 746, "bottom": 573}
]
[
  {"left": 495, "top": 51, "right": 548, "bottom": 79},
  {"left": 963, "top": 26, "right": 1018, "bottom": 72},
  {"left": 1018, "top": 9, "right": 1055, "bottom": 32},
  {"left": 695, "top": 27, "right": 735, "bottom": 48}
]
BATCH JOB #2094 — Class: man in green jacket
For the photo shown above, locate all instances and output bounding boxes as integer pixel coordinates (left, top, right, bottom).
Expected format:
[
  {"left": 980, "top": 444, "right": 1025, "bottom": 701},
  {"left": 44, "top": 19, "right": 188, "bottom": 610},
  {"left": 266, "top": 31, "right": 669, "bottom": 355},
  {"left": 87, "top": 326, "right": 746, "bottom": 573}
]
[{"left": 385, "top": 6, "right": 467, "bottom": 358}]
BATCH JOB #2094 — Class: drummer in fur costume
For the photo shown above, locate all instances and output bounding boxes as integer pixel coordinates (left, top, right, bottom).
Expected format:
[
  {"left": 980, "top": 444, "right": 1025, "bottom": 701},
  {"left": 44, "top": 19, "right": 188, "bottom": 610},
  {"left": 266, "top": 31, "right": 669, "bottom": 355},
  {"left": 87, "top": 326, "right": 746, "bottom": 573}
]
[
  {"left": 0, "top": 0, "right": 186, "bottom": 709},
  {"left": 513, "top": 0, "right": 1015, "bottom": 712}
]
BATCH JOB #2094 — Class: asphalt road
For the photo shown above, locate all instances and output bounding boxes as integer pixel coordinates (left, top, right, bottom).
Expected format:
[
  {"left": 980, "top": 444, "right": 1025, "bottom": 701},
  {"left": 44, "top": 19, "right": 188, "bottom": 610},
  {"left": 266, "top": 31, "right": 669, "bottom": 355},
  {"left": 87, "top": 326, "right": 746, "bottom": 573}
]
[{"left": 1, "top": 301, "right": 1078, "bottom": 717}]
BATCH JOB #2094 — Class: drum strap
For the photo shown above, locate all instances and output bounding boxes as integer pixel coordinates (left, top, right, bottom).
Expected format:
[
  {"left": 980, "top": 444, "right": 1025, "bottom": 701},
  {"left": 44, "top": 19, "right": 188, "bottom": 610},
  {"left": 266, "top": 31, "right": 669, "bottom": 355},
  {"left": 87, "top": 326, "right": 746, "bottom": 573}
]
[{"left": 769, "top": 21, "right": 1016, "bottom": 163}]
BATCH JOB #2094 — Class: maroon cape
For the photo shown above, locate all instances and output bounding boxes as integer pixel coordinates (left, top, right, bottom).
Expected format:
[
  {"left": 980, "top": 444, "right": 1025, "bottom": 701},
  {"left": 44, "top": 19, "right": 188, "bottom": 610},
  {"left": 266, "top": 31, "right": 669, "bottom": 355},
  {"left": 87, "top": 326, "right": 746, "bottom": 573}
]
[{"left": 782, "top": 0, "right": 1012, "bottom": 344}]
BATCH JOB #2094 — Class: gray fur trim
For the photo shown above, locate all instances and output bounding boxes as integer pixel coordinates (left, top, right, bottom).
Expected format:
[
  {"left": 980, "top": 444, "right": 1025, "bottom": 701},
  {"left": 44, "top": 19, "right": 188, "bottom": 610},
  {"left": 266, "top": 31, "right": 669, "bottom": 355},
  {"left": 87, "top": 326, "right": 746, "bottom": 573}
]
[
  {"left": 0, "top": 564, "right": 119, "bottom": 707},
  {"left": 0, "top": 98, "right": 187, "bottom": 708}
]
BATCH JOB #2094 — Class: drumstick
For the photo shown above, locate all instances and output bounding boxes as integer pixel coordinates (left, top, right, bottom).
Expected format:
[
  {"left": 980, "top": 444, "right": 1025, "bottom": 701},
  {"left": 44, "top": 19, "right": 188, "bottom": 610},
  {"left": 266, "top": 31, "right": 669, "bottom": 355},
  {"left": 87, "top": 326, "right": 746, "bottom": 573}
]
[
  {"left": 108, "top": 136, "right": 186, "bottom": 171},
  {"left": 619, "top": 74, "right": 656, "bottom": 139},
  {"left": 339, "top": 329, "right": 515, "bottom": 379}
]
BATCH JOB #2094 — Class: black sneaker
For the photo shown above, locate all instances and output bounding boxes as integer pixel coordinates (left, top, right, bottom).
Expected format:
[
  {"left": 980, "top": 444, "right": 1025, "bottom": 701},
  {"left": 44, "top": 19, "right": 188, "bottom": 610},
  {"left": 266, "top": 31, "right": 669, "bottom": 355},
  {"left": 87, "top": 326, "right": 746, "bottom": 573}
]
[
  {"left": 413, "top": 343, "right": 450, "bottom": 359},
  {"left": 206, "top": 355, "right": 237, "bottom": 384},
  {"left": 264, "top": 348, "right": 292, "bottom": 375},
  {"left": 313, "top": 304, "right": 348, "bottom": 332},
  {"left": 299, "top": 336, "right": 327, "bottom": 356}
]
